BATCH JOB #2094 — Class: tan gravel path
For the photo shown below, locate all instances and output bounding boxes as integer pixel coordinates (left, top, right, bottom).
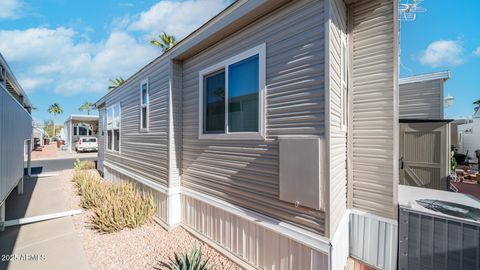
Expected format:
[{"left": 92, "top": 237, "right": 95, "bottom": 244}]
[{"left": 59, "top": 169, "right": 241, "bottom": 270}]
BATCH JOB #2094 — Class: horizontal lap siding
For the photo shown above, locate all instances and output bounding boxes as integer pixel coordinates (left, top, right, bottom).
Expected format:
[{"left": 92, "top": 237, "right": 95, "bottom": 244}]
[
  {"left": 103, "top": 58, "right": 170, "bottom": 185},
  {"left": 350, "top": 0, "right": 397, "bottom": 219},
  {"left": 181, "top": 0, "right": 326, "bottom": 233},
  {"left": 328, "top": 0, "right": 348, "bottom": 237},
  {"left": 0, "top": 85, "right": 31, "bottom": 203},
  {"left": 399, "top": 80, "right": 443, "bottom": 119}
]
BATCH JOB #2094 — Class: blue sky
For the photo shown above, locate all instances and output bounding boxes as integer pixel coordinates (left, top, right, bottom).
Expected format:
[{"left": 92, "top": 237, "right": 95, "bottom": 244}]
[
  {"left": 400, "top": 0, "right": 480, "bottom": 118},
  {"left": 0, "top": 0, "right": 478, "bottom": 123},
  {"left": 0, "top": 0, "right": 231, "bottom": 124}
]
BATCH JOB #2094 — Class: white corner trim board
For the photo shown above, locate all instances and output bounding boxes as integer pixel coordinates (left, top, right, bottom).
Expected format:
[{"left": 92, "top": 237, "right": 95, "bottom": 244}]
[{"left": 329, "top": 210, "right": 350, "bottom": 270}]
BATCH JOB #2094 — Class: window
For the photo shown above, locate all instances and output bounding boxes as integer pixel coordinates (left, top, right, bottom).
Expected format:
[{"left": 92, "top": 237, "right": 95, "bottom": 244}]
[
  {"left": 199, "top": 44, "right": 266, "bottom": 139},
  {"left": 340, "top": 37, "right": 348, "bottom": 132},
  {"left": 79, "top": 126, "right": 87, "bottom": 136},
  {"left": 140, "top": 78, "right": 149, "bottom": 131},
  {"left": 106, "top": 103, "right": 121, "bottom": 152}
]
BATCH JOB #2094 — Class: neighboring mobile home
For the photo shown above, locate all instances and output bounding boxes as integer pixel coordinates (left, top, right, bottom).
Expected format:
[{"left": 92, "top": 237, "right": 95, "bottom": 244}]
[
  {"left": 0, "top": 53, "right": 33, "bottom": 231},
  {"left": 63, "top": 114, "right": 99, "bottom": 152},
  {"left": 96, "top": 0, "right": 399, "bottom": 269},
  {"left": 398, "top": 72, "right": 452, "bottom": 190},
  {"left": 458, "top": 108, "right": 480, "bottom": 163}
]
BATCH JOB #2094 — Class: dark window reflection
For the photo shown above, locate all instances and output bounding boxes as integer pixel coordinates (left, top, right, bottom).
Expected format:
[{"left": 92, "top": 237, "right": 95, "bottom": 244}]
[
  {"left": 228, "top": 55, "right": 259, "bottom": 132},
  {"left": 204, "top": 70, "right": 225, "bottom": 133}
]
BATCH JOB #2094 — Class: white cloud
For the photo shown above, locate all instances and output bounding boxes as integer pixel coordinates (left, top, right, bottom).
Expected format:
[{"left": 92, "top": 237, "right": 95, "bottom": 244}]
[
  {"left": 420, "top": 40, "right": 465, "bottom": 67},
  {"left": 474, "top": 47, "right": 480, "bottom": 56},
  {"left": 0, "top": 27, "right": 159, "bottom": 95},
  {"left": 0, "top": 0, "right": 233, "bottom": 96},
  {"left": 129, "top": 0, "right": 230, "bottom": 39},
  {"left": 0, "top": 0, "right": 23, "bottom": 19}
]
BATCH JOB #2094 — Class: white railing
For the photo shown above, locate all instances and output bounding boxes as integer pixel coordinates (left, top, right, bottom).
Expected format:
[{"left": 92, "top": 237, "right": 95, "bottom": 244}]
[{"left": 0, "top": 83, "right": 32, "bottom": 204}]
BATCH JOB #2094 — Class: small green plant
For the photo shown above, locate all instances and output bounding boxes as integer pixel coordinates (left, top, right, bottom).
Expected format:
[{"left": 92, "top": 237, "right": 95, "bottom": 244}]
[
  {"left": 451, "top": 151, "right": 457, "bottom": 171},
  {"left": 74, "top": 158, "right": 96, "bottom": 171},
  {"left": 161, "top": 244, "right": 213, "bottom": 270},
  {"left": 72, "top": 170, "right": 155, "bottom": 233}
]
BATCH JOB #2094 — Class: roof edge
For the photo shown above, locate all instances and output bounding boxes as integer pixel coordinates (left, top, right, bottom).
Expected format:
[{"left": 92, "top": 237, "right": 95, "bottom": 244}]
[
  {"left": 399, "top": 71, "right": 450, "bottom": 85},
  {"left": 0, "top": 53, "right": 32, "bottom": 108}
]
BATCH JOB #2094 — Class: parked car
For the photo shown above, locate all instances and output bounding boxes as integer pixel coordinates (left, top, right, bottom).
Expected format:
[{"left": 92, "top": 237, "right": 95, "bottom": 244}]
[{"left": 74, "top": 137, "right": 98, "bottom": 152}]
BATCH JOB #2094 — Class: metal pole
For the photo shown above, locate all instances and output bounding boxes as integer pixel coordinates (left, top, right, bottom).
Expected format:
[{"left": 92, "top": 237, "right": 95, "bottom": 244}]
[
  {"left": 18, "top": 177, "right": 23, "bottom": 195},
  {"left": 0, "top": 201, "right": 5, "bottom": 232},
  {"left": 27, "top": 139, "right": 32, "bottom": 177}
]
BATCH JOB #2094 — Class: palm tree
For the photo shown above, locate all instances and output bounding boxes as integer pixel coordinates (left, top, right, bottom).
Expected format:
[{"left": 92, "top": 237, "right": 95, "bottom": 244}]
[
  {"left": 47, "top": 103, "right": 63, "bottom": 137},
  {"left": 474, "top": 99, "right": 480, "bottom": 113},
  {"left": 150, "top": 32, "right": 177, "bottom": 53},
  {"left": 79, "top": 101, "right": 94, "bottom": 115},
  {"left": 108, "top": 77, "right": 125, "bottom": 91}
]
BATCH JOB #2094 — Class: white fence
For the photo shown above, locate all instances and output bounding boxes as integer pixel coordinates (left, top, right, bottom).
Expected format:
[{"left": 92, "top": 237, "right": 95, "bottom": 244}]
[{"left": 0, "top": 84, "right": 31, "bottom": 204}]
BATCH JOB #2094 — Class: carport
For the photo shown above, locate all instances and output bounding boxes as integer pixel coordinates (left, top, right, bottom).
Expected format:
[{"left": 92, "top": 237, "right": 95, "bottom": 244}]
[{"left": 63, "top": 115, "right": 99, "bottom": 152}]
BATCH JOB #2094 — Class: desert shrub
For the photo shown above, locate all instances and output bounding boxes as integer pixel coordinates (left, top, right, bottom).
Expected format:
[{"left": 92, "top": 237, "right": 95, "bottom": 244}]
[
  {"left": 91, "top": 185, "right": 155, "bottom": 233},
  {"left": 73, "top": 171, "right": 105, "bottom": 209},
  {"left": 72, "top": 170, "right": 155, "bottom": 233},
  {"left": 161, "top": 244, "right": 213, "bottom": 270},
  {"left": 74, "top": 158, "right": 96, "bottom": 171}
]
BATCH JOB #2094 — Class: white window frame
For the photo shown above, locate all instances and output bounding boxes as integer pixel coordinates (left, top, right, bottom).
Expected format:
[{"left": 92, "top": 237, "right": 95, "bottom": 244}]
[
  {"left": 139, "top": 78, "right": 149, "bottom": 132},
  {"left": 340, "top": 36, "right": 348, "bottom": 132},
  {"left": 106, "top": 103, "right": 121, "bottom": 153},
  {"left": 198, "top": 43, "right": 266, "bottom": 140}
]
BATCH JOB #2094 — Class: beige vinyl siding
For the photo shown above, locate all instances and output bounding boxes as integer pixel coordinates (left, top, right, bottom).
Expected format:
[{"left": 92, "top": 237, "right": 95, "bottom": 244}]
[
  {"left": 327, "top": 0, "right": 348, "bottom": 238},
  {"left": 102, "top": 58, "right": 170, "bottom": 186},
  {"left": 399, "top": 79, "right": 444, "bottom": 119},
  {"left": 180, "top": 0, "right": 326, "bottom": 233},
  {"left": 349, "top": 0, "right": 398, "bottom": 219}
]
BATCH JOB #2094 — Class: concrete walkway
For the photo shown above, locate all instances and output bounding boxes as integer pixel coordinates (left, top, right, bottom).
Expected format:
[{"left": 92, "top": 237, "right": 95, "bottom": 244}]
[{"left": 0, "top": 175, "right": 89, "bottom": 270}]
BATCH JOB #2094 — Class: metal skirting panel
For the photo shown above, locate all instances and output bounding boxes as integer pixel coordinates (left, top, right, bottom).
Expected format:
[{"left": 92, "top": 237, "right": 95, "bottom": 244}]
[
  {"left": 399, "top": 207, "right": 480, "bottom": 270},
  {"left": 103, "top": 166, "right": 168, "bottom": 223},
  {"left": 0, "top": 84, "right": 31, "bottom": 203},
  {"left": 181, "top": 194, "right": 329, "bottom": 270},
  {"left": 349, "top": 0, "right": 398, "bottom": 219},
  {"left": 349, "top": 211, "right": 398, "bottom": 270},
  {"left": 180, "top": 0, "right": 326, "bottom": 234}
]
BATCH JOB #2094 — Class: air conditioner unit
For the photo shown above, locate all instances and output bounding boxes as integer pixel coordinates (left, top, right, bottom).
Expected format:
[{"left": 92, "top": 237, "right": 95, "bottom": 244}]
[{"left": 398, "top": 185, "right": 480, "bottom": 270}]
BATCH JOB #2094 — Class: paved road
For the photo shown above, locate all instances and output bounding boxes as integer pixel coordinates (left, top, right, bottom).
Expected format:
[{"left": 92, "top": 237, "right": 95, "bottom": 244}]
[{"left": 27, "top": 156, "right": 97, "bottom": 174}]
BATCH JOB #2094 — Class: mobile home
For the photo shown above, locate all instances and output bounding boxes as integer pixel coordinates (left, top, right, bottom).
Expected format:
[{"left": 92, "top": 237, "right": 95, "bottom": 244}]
[
  {"left": 0, "top": 53, "right": 33, "bottom": 231},
  {"left": 63, "top": 114, "right": 99, "bottom": 152},
  {"left": 96, "top": 0, "right": 399, "bottom": 269},
  {"left": 398, "top": 72, "right": 452, "bottom": 190}
]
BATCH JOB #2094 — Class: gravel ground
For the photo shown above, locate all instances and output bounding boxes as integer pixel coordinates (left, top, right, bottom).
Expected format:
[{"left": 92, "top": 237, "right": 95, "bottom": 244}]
[{"left": 59, "top": 169, "right": 241, "bottom": 270}]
